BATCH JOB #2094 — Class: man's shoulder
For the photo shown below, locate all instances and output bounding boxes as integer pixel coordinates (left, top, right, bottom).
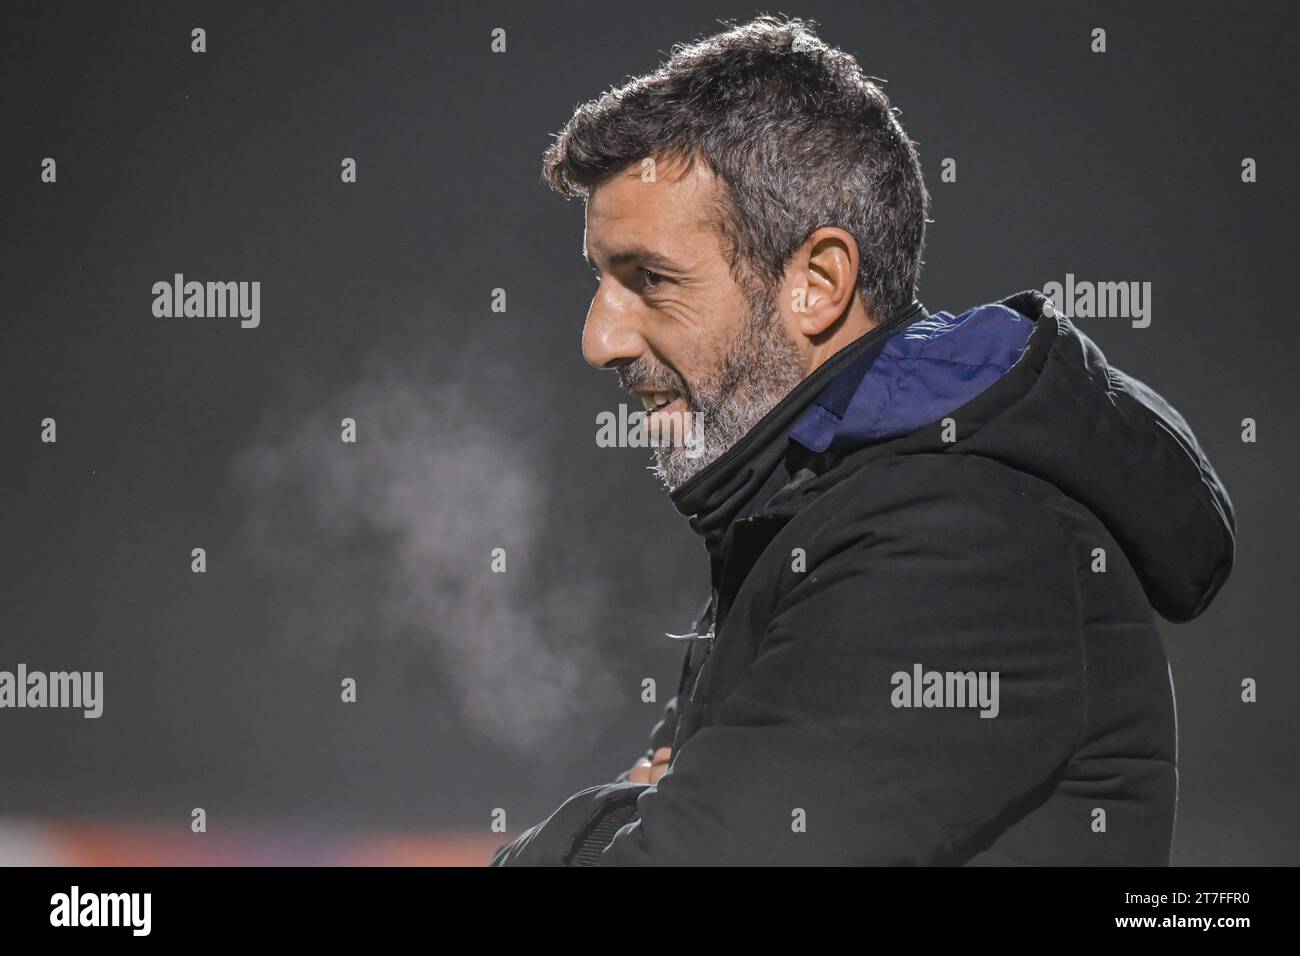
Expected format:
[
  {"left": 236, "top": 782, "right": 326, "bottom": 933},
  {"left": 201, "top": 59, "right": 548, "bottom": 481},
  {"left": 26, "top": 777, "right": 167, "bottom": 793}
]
[
  {"left": 733, "top": 450, "right": 1090, "bottom": 729},
  {"left": 780, "top": 451, "right": 1074, "bottom": 553},
  {"left": 738, "top": 452, "right": 1085, "bottom": 625}
]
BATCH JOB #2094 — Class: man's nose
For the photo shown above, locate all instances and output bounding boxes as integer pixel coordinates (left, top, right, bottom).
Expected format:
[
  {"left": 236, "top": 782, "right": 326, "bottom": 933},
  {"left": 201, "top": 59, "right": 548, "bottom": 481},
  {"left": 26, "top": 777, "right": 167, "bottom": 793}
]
[{"left": 582, "top": 287, "right": 645, "bottom": 370}]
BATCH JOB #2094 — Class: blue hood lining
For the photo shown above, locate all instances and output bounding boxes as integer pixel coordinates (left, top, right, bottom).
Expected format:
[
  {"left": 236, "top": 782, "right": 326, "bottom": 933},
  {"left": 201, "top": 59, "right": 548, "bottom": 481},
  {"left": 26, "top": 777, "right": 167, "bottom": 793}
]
[{"left": 789, "top": 304, "right": 1035, "bottom": 455}]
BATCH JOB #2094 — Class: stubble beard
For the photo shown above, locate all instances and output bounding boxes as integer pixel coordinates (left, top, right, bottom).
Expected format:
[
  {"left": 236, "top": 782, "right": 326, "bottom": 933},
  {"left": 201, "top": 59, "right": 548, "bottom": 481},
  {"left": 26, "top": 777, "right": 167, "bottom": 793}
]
[{"left": 650, "top": 291, "right": 807, "bottom": 492}]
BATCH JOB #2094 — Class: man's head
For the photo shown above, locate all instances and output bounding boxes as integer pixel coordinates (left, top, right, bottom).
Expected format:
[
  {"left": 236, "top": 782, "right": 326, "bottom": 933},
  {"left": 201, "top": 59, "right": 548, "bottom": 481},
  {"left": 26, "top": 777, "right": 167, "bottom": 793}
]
[{"left": 543, "top": 16, "right": 929, "bottom": 489}]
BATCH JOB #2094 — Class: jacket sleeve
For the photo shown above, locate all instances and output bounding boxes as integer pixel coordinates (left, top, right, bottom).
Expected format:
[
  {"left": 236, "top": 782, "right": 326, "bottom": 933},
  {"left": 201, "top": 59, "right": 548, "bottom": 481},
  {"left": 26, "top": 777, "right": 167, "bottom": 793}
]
[
  {"left": 490, "top": 646, "right": 690, "bottom": 864},
  {"left": 595, "top": 472, "right": 1088, "bottom": 865},
  {"left": 489, "top": 781, "right": 651, "bottom": 866}
]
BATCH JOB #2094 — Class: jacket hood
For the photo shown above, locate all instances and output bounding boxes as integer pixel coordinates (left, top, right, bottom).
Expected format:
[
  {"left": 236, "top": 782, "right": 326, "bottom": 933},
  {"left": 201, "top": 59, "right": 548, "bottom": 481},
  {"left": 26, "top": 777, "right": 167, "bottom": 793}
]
[
  {"left": 670, "top": 299, "right": 928, "bottom": 553},
  {"left": 783, "top": 289, "right": 1236, "bottom": 623}
]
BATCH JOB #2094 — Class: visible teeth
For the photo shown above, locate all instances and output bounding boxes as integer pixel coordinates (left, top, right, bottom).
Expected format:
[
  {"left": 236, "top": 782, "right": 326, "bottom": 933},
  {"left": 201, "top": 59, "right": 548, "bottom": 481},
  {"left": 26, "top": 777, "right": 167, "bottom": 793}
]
[{"left": 640, "top": 391, "right": 676, "bottom": 412}]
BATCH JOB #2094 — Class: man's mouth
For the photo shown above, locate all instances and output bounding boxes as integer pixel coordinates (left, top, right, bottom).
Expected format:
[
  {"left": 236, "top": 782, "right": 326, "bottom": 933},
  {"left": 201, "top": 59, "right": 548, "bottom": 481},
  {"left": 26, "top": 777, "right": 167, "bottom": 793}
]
[{"left": 638, "top": 390, "right": 681, "bottom": 413}]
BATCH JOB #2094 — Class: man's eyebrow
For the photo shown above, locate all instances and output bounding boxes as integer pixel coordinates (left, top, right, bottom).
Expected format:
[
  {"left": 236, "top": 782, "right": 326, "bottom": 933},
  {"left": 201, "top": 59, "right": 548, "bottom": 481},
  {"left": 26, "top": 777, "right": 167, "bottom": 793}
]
[{"left": 584, "top": 246, "right": 686, "bottom": 273}]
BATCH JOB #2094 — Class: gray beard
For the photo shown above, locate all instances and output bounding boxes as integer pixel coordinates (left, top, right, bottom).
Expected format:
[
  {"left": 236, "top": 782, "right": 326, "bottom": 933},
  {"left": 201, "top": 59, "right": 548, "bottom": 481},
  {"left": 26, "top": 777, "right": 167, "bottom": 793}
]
[{"left": 652, "top": 296, "right": 806, "bottom": 492}]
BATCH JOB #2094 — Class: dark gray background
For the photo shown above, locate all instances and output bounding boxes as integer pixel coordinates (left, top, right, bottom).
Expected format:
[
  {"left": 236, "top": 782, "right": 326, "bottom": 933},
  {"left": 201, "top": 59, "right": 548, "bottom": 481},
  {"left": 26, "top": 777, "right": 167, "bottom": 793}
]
[{"left": 1, "top": 0, "right": 1295, "bottom": 864}]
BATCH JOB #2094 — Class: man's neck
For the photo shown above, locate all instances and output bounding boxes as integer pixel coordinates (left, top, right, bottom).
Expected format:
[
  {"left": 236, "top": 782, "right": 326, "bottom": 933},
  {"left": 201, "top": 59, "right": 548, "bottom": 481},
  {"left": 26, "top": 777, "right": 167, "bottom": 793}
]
[
  {"left": 799, "top": 303, "right": 879, "bottom": 378},
  {"left": 669, "top": 302, "right": 917, "bottom": 553}
]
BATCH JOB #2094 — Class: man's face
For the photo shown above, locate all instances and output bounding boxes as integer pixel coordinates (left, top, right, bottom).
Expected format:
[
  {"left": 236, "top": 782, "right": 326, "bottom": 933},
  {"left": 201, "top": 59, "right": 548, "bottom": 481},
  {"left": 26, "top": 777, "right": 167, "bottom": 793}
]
[{"left": 582, "top": 157, "right": 806, "bottom": 489}]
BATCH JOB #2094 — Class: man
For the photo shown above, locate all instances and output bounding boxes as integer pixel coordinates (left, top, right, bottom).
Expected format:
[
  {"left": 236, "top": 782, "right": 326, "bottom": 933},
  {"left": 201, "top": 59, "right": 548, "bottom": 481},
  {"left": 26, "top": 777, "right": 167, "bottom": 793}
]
[{"left": 492, "top": 16, "right": 1234, "bottom": 866}]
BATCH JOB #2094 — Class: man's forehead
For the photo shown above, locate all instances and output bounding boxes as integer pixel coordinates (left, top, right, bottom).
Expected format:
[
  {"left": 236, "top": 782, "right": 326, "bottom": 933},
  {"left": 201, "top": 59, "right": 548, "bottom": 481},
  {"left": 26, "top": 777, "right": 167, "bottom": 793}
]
[{"left": 583, "top": 158, "right": 717, "bottom": 261}]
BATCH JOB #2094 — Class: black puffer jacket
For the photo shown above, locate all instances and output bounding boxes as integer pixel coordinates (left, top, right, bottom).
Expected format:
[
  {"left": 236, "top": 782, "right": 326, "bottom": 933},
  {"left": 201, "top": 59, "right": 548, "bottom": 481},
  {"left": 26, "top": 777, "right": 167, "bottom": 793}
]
[{"left": 492, "top": 289, "right": 1235, "bottom": 866}]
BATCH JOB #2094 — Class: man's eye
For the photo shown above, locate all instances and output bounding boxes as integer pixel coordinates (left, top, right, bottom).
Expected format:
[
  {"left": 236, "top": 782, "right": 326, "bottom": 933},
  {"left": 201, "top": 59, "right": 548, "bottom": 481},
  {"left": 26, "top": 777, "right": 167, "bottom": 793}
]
[{"left": 642, "top": 269, "right": 664, "bottom": 290}]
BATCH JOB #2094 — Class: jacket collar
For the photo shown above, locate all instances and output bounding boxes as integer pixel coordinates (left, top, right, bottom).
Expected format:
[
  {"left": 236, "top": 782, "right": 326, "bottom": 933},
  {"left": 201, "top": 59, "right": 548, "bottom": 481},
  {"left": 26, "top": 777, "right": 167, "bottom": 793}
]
[{"left": 669, "top": 300, "right": 927, "bottom": 556}]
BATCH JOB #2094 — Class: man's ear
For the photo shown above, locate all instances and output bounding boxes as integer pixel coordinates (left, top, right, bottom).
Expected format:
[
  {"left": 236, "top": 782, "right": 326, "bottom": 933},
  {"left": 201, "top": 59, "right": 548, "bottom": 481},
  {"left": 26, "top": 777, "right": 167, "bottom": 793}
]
[{"left": 783, "top": 226, "right": 862, "bottom": 339}]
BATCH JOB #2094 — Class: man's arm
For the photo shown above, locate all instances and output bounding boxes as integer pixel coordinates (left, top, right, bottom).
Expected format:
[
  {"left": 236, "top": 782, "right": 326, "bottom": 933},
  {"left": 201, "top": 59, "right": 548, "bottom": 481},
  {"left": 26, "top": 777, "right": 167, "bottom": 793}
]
[
  {"left": 490, "top": 646, "right": 688, "bottom": 864},
  {"left": 596, "top": 465, "right": 1087, "bottom": 865},
  {"left": 489, "top": 780, "right": 650, "bottom": 866}
]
